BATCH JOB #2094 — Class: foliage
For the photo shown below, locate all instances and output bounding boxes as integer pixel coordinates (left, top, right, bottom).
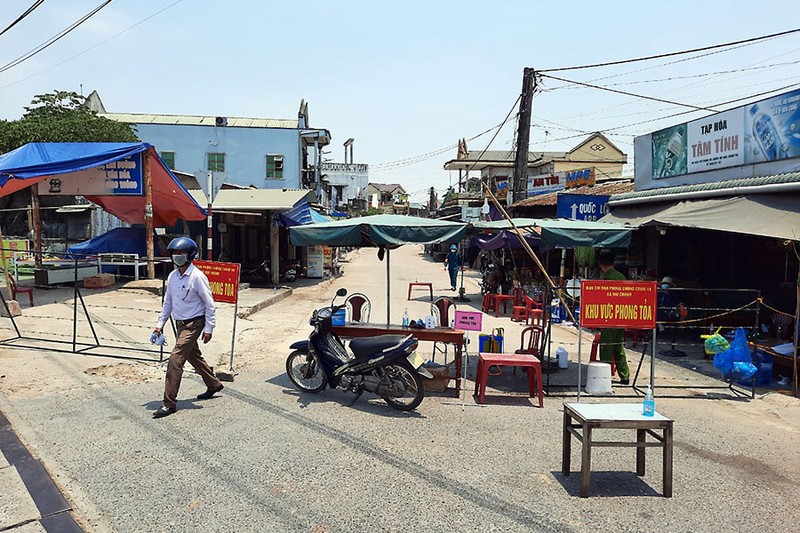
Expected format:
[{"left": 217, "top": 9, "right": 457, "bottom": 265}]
[
  {"left": 0, "top": 90, "right": 138, "bottom": 154},
  {"left": 360, "top": 207, "right": 384, "bottom": 216}
]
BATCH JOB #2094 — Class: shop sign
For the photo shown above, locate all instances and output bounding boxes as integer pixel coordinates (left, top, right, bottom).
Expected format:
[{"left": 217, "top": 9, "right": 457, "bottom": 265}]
[
  {"left": 556, "top": 194, "right": 610, "bottom": 221},
  {"left": 38, "top": 154, "right": 143, "bottom": 196},
  {"left": 527, "top": 173, "right": 565, "bottom": 196},
  {"left": 564, "top": 168, "right": 595, "bottom": 188},
  {"left": 194, "top": 260, "right": 240, "bottom": 304},
  {"left": 647, "top": 87, "right": 800, "bottom": 179},
  {"left": 579, "top": 280, "right": 656, "bottom": 329}
]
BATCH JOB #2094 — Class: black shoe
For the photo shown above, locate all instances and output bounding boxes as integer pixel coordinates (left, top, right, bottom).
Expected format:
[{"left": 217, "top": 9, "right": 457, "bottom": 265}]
[
  {"left": 153, "top": 406, "right": 176, "bottom": 418},
  {"left": 197, "top": 384, "right": 224, "bottom": 400},
  {"left": 619, "top": 379, "right": 630, "bottom": 385}
]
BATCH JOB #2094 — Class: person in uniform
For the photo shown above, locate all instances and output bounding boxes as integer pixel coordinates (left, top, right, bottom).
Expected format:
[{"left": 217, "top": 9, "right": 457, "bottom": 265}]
[{"left": 597, "top": 251, "right": 630, "bottom": 385}]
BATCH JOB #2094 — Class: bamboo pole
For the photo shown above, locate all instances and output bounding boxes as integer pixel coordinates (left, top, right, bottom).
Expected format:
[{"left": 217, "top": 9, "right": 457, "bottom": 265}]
[
  {"left": 143, "top": 151, "right": 155, "bottom": 279},
  {"left": 31, "top": 186, "right": 42, "bottom": 269},
  {"left": 0, "top": 224, "right": 11, "bottom": 300}
]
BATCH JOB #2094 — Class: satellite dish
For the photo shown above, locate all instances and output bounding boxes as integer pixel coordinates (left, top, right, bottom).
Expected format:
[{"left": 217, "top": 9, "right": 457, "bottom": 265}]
[{"left": 566, "top": 277, "right": 581, "bottom": 300}]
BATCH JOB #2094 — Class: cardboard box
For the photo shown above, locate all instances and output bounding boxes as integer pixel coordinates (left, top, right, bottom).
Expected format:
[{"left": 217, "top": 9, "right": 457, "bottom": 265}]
[{"left": 83, "top": 273, "right": 115, "bottom": 289}]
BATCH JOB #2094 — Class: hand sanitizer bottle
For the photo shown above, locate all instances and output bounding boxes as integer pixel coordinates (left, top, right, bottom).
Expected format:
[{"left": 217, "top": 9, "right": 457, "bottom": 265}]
[
  {"left": 402, "top": 308, "right": 409, "bottom": 328},
  {"left": 643, "top": 385, "right": 655, "bottom": 417}
]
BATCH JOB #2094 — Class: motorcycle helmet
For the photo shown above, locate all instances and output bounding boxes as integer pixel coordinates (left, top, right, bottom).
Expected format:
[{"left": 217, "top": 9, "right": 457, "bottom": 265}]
[{"left": 167, "top": 237, "right": 198, "bottom": 264}]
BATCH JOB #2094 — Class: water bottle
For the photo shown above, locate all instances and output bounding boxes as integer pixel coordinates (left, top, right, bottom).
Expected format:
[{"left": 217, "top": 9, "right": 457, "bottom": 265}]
[
  {"left": 750, "top": 104, "right": 785, "bottom": 160},
  {"left": 643, "top": 385, "right": 655, "bottom": 417},
  {"left": 402, "top": 308, "right": 409, "bottom": 328}
]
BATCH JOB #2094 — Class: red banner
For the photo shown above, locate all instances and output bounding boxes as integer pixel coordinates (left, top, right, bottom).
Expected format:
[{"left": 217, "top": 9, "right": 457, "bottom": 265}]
[
  {"left": 193, "top": 260, "right": 240, "bottom": 304},
  {"left": 580, "top": 280, "right": 657, "bottom": 330}
]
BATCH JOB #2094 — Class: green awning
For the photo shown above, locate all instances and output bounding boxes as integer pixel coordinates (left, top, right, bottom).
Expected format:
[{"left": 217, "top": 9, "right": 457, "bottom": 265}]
[
  {"left": 470, "top": 218, "right": 632, "bottom": 248},
  {"left": 289, "top": 214, "right": 467, "bottom": 246}
]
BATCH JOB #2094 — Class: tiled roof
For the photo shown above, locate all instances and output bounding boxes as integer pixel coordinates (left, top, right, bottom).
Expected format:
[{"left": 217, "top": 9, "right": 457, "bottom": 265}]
[
  {"left": 512, "top": 180, "right": 635, "bottom": 207},
  {"left": 610, "top": 172, "right": 800, "bottom": 202}
]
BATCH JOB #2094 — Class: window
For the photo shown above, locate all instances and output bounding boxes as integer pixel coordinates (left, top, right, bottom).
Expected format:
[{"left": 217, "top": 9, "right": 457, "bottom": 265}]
[
  {"left": 160, "top": 151, "right": 175, "bottom": 170},
  {"left": 208, "top": 152, "right": 225, "bottom": 172},
  {"left": 266, "top": 154, "right": 284, "bottom": 179}
]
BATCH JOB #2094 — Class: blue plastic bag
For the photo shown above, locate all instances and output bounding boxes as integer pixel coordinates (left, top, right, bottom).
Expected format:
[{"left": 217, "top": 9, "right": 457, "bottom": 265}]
[{"left": 713, "top": 327, "right": 756, "bottom": 380}]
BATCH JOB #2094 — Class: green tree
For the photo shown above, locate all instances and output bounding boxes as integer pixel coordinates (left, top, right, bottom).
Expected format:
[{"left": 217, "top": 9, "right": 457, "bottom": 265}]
[{"left": 0, "top": 90, "right": 138, "bottom": 153}]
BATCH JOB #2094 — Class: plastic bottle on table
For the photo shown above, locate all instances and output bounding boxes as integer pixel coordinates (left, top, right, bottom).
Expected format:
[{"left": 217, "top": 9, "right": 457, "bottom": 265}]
[
  {"left": 402, "top": 308, "right": 409, "bottom": 328},
  {"left": 643, "top": 385, "right": 655, "bottom": 417}
]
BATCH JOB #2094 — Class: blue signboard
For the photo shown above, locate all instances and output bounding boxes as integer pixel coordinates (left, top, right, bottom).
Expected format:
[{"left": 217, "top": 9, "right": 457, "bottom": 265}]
[
  {"left": 102, "top": 154, "right": 143, "bottom": 195},
  {"left": 556, "top": 193, "right": 610, "bottom": 221}
]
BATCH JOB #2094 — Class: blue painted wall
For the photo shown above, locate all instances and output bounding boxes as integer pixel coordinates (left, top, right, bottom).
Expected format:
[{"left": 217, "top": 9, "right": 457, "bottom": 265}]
[{"left": 133, "top": 123, "right": 302, "bottom": 189}]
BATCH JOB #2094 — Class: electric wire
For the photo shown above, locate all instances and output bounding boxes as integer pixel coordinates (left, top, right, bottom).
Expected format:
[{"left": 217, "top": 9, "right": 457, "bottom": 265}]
[
  {"left": 0, "top": 0, "right": 45, "bottom": 38},
  {"left": 0, "top": 0, "right": 185, "bottom": 89},
  {"left": 0, "top": 0, "right": 113, "bottom": 75},
  {"left": 538, "top": 27, "right": 800, "bottom": 73},
  {"left": 539, "top": 73, "right": 720, "bottom": 112}
]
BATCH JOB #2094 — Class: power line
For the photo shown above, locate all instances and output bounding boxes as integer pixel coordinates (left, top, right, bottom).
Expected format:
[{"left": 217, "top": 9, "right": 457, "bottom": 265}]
[
  {"left": 0, "top": 0, "right": 45, "bottom": 38},
  {"left": 539, "top": 73, "right": 720, "bottom": 112},
  {"left": 0, "top": 0, "right": 113, "bottom": 75},
  {"left": 539, "top": 27, "right": 800, "bottom": 73},
  {"left": 0, "top": 0, "right": 185, "bottom": 89}
]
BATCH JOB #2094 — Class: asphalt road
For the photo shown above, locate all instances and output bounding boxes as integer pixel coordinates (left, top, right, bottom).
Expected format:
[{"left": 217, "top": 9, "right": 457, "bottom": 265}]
[{"left": 1, "top": 245, "right": 799, "bottom": 532}]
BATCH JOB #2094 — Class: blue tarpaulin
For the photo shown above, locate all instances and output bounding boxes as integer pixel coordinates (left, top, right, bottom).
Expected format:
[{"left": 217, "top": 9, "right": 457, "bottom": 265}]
[
  {"left": 279, "top": 199, "right": 330, "bottom": 227},
  {"left": 0, "top": 142, "right": 206, "bottom": 226},
  {"left": 66, "top": 226, "right": 158, "bottom": 258}
]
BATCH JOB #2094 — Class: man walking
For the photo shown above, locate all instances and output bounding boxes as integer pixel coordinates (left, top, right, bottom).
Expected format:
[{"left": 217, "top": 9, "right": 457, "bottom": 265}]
[
  {"left": 596, "top": 251, "right": 630, "bottom": 385},
  {"left": 152, "top": 237, "right": 223, "bottom": 418},
  {"left": 444, "top": 244, "right": 461, "bottom": 291}
]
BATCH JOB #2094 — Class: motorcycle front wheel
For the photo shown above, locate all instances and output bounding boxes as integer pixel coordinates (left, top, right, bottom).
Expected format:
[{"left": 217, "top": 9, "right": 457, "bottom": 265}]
[
  {"left": 286, "top": 350, "right": 327, "bottom": 392},
  {"left": 380, "top": 361, "right": 424, "bottom": 411}
]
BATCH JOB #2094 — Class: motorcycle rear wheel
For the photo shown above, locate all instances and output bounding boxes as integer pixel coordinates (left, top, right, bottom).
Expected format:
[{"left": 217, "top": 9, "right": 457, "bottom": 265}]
[
  {"left": 380, "top": 361, "right": 424, "bottom": 411},
  {"left": 286, "top": 350, "right": 327, "bottom": 392}
]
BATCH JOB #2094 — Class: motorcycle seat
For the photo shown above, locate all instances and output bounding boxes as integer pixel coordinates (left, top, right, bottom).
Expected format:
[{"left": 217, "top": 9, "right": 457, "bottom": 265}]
[{"left": 350, "top": 335, "right": 410, "bottom": 358}]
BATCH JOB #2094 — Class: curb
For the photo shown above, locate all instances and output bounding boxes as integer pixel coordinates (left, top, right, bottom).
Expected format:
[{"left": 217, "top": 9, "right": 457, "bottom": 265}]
[{"left": 237, "top": 287, "right": 293, "bottom": 319}]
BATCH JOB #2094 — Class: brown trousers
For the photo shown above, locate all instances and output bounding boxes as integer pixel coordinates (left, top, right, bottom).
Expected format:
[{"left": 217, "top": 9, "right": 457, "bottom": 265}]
[{"left": 163, "top": 319, "right": 221, "bottom": 409}]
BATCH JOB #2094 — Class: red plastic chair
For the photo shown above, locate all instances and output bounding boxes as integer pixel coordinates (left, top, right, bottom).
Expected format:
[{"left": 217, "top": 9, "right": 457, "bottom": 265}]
[
  {"left": 513, "top": 325, "right": 545, "bottom": 375},
  {"left": 431, "top": 297, "right": 456, "bottom": 363},
  {"left": 525, "top": 297, "right": 545, "bottom": 326},
  {"left": 510, "top": 288, "right": 528, "bottom": 322},
  {"left": 6, "top": 275, "right": 33, "bottom": 306}
]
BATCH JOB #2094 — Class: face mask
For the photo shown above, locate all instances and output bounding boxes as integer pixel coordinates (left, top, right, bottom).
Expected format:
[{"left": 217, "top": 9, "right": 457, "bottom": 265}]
[
  {"left": 172, "top": 253, "right": 189, "bottom": 267},
  {"left": 661, "top": 284, "right": 670, "bottom": 289}
]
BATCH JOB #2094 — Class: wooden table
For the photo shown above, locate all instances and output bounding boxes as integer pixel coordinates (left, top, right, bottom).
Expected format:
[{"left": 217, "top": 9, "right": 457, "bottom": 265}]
[
  {"left": 561, "top": 402, "right": 673, "bottom": 498},
  {"left": 332, "top": 323, "right": 465, "bottom": 393}
]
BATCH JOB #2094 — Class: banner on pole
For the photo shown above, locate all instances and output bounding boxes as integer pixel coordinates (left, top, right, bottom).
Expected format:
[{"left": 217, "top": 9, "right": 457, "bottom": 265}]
[
  {"left": 579, "top": 280, "right": 657, "bottom": 329},
  {"left": 194, "top": 260, "right": 240, "bottom": 304}
]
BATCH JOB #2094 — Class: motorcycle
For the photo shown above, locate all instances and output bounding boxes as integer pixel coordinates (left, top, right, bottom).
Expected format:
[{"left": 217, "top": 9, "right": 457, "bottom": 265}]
[
  {"left": 242, "top": 259, "right": 301, "bottom": 285},
  {"left": 286, "top": 288, "right": 433, "bottom": 411}
]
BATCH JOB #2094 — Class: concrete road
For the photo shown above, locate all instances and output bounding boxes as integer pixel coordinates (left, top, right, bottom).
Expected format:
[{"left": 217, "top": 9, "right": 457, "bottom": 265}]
[{"left": 1, "top": 245, "right": 799, "bottom": 532}]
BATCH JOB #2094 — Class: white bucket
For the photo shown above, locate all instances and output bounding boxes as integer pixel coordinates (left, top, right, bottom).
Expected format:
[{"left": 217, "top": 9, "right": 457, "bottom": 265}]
[
  {"left": 584, "top": 362, "right": 613, "bottom": 395},
  {"left": 556, "top": 347, "right": 569, "bottom": 369}
]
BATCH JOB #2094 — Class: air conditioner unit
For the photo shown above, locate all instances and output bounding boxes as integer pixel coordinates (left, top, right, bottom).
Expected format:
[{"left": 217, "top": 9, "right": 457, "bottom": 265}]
[{"left": 215, "top": 116, "right": 228, "bottom": 127}]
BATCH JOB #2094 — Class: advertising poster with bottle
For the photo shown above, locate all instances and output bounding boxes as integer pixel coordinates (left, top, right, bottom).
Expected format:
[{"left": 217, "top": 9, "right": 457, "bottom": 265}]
[
  {"left": 651, "top": 124, "right": 687, "bottom": 178},
  {"left": 743, "top": 88, "right": 800, "bottom": 164},
  {"left": 649, "top": 87, "right": 800, "bottom": 179}
]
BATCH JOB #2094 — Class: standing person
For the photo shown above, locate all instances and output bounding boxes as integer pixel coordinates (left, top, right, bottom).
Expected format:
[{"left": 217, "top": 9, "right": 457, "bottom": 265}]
[
  {"left": 152, "top": 237, "right": 223, "bottom": 419},
  {"left": 596, "top": 251, "right": 630, "bottom": 385},
  {"left": 444, "top": 244, "right": 461, "bottom": 291}
]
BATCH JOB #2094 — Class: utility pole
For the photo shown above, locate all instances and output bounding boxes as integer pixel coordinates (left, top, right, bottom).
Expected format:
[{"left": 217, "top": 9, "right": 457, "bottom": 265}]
[{"left": 512, "top": 67, "right": 536, "bottom": 205}]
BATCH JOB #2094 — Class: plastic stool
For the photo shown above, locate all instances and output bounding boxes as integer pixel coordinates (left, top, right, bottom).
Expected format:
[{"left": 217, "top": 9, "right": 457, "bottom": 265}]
[
  {"left": 482, "top": 294, "right": 497, "bottom": 314},
  {"left": 589, "top": 333, "right": 616, "bottom": 376},
  {"left": 473, "top": 352, "right": 543, "bottom": 407},
  {"left": 510, "top": 305, "right": 528, "bottom": 322}
]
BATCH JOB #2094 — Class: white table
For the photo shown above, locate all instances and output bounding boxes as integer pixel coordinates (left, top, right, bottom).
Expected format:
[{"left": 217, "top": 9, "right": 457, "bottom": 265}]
[{"left": 561, "top": 402, "right": 674, "bottom": 498}]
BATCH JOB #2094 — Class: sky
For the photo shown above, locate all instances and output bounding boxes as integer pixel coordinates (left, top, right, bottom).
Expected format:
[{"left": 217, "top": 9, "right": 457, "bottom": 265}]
[{"left": 1, "top": 0, "right": 800, "bottom": 202}]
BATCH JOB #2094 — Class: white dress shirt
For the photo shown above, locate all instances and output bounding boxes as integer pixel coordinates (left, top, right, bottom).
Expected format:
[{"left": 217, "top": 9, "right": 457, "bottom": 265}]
[{"left": 155, "top": 263, "right": 216, "bottom": 334}]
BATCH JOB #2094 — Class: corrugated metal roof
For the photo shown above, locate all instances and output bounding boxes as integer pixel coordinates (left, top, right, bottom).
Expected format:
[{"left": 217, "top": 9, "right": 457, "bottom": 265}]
[
  {"left": 512, "top": 180, "right": 635, "bottom": 207},
  {"left": 611, "top": 172, "right": 800, "bottom": 202},
  {"left": 212, "top": 189, "right": 314, "bottom": 211},
  {"left": 100, "top": 113, "right": 298, "bottom": 129}
]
